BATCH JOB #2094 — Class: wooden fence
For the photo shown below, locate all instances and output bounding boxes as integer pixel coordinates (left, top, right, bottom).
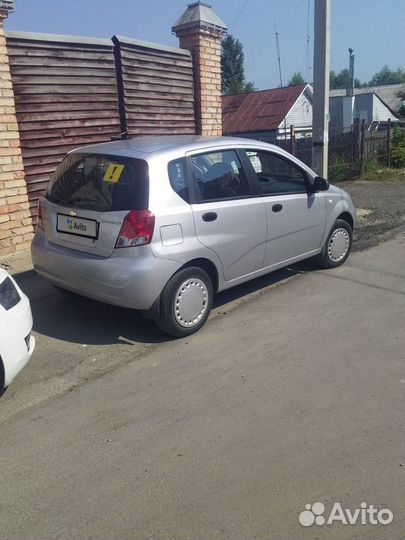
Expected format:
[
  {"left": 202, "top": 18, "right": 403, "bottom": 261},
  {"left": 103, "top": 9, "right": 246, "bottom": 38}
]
[
  {"left": 6, "top": 31, "right": 196, "bottom": 222},
  {"left": 113, "top": 36, "right": 195, "bottom": 136},
  {"left": 6, "top": 32, "right": 121, "bottom": 221}
]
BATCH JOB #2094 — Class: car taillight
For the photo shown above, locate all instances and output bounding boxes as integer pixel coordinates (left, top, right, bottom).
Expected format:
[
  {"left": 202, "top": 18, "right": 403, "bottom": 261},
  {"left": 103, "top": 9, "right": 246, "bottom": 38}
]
[
  {"left": 115, "top": 210, "right": 155, "bottom": 248},
  {"left": 36, "top": 199, "right": 44, "bottom": 231}
]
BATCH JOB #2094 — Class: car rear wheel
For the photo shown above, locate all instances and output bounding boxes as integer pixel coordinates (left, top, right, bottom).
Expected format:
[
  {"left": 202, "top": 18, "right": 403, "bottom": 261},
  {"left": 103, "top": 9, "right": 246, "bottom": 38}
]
[
  {"left": 317, "top": 218, "right": 353, "bottom": 268},
  {"left": 156, "top": 267, "right": 213, "bottom": 338}
]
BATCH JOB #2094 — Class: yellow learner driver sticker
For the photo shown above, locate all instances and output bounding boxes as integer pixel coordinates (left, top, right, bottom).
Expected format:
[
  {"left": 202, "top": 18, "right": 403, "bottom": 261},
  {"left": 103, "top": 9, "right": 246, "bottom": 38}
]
[{"left": 103, "top": 163, "right": 125, "bottom": 183}]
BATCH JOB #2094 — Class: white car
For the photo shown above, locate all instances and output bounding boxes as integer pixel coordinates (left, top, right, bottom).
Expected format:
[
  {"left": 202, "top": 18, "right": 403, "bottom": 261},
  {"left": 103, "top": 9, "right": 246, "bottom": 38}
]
[{"left": 0, "top": 267, "right": 35, "bottom": 391}]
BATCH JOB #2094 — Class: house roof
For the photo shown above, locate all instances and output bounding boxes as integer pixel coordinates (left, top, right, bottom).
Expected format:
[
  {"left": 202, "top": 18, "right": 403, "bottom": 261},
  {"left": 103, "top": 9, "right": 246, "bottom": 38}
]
[
  {"left": 329, "top": 83, "right": 405, "bottom": 114},
  {"left": 222, "top": 84, "right": 308, "bottom": 134}
]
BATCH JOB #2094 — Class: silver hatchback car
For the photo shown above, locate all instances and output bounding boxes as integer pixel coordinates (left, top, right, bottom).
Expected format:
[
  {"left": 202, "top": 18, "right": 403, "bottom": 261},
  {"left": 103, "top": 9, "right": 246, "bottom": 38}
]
[{"left": 32, "top": 136, "right": 355, "bottom": 337}]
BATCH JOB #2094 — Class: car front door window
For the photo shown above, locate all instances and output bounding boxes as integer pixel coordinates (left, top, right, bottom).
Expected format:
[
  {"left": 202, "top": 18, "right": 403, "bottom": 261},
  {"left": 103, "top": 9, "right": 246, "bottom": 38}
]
[{"left": 246, "top": 150, "right": 308, "bottom": 195}]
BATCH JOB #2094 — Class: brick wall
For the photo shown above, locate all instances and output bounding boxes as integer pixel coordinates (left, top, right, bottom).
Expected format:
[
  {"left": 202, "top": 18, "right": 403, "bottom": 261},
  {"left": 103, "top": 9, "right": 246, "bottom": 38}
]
[
  {"left": 179, "top": 30, "right": 222, "bottom": 136},
  {"left": 172, "top": 3, "right": 226, "bottom": 137},
  {"left": 0, "top": 15, "right": 33, "bottom": 257}
]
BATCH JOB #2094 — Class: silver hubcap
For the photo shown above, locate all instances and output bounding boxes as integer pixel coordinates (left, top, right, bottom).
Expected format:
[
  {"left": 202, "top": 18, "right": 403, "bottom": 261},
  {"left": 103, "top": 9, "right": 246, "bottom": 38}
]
[
  {"left": 328, "top": 227, "right": 350, "bottom": 262},
  {"left": 174, "top": 278, "right": 209, "bottom": 328}
]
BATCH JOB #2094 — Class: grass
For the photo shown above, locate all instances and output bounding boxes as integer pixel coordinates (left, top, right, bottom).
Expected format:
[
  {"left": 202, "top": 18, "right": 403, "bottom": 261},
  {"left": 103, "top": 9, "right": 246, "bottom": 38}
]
[{"left": 360, "top": 166, "right": 404, "bottom": 182}]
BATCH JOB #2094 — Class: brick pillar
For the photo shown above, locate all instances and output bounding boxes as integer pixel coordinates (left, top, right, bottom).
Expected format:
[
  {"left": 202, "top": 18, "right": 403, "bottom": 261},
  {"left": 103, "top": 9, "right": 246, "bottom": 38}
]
[
  {"left": 0, "top": 1, "right": 33, "bottom": 257},
  {"left": 172, "top": 2, "right": 227, "bottom": 136}
]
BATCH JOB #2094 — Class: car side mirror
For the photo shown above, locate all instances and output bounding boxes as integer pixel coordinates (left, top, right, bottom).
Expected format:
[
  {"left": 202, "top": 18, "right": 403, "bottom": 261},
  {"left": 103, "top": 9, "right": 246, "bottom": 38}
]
[{"left": 313, "top": 176, "right": 329, "bottom": 191}]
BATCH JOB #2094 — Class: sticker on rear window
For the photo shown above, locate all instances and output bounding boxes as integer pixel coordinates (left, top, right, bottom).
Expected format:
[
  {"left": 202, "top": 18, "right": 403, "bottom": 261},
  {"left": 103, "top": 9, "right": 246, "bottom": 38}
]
[{"left": 103, "top": 163, "right": 125, "bottom": 183}]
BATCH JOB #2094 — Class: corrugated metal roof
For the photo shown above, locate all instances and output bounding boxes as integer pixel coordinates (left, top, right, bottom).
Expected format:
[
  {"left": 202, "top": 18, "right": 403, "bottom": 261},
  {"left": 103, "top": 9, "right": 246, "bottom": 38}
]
[
  {"left": 222, "top": 84, "right": 307, "bottom": 134},
  {"left": 330, "top": 83, "right": 405, "bottom": 114}
]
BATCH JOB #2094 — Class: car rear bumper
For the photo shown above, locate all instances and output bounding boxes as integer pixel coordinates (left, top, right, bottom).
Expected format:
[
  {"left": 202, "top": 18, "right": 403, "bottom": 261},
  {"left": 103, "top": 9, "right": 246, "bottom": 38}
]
[
  {"left": 31, "top": 233, "right": 180, "bottom": 310},
  {"left": 3, "top": 334, "right": 35, "bottom": 388}
]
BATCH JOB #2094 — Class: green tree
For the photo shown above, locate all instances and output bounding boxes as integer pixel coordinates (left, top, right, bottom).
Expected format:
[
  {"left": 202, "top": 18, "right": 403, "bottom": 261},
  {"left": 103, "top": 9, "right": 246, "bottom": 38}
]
[
  {"left": 288, "top": 72, "right": 305, "bottom": 86},
  {"left": 221, "top": 35, "right": 256, "bottom": 95},
  {"left": 329, "top": 69, "right": 362, "bottom": 90},
  {"left": 368, "top": 65, "right": 405, "bottom": 86},
  {"left": 397, "top": 90, "right": 405, "bottom": 118},
  {"left": 391, "top": 126, "right": 405, "bottom": 168}
]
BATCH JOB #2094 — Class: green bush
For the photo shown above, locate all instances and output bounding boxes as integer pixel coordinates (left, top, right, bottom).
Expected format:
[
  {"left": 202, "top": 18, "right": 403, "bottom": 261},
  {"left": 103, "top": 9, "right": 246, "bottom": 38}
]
[
  {"left": 391, "top": 126, "right": 405, "bottom": 168},
  {"left": 328, "top": 155, "right": 351, "bottom": 181},
  {"left": 363, "top": 159, "right": 381, "bottom": 174}
]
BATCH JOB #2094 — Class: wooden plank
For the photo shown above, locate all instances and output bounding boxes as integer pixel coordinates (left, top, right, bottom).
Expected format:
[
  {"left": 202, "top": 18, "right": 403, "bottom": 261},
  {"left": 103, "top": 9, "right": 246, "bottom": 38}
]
[
  {"left": 126, "top": 112, "right": 195, "bottom": 122},
  {"left": 23, "top": 153, "right": 69, "bottom": 167},
  {"left": 16, "top": 101, "right": 118, "bottom": 113},
  {"left": 20, "top": 133, "right": 119, "bottom": 148},
  {"left": 125, "top": 105, "right": 195, "bottom": 115},
  {"left": 123, "top": 90, "right": 194, "bottom": 103},
  {"left": 19, "top": 117, "right": 119, "bottom": 132},
  {"left": 12, "top": 85, "right": 118, "bottom": 95},
  {"left": 26, "top": 180, "right": 52, "bottom": 192},
  {"left": 122, "top": 61, "right": 193, "bottom": 77},
  {"left": 11, "top": 75, "right": 117, "bottom": 85},
  {"left": 126, "top": 127, "right": 195, "bottom": 135},
  {"left": 122, "top": 70, "right": 193, "bottom": 84},
  {"left": 24, "top": 162, "right": 61, "bottom": 176},
  {"left": 21, "top": 143, "right": 94, "bottom": 159},
  {"left": 127, "top": 119, "right": 195, "bottom": 128},
  {"left": 8, "top": 48, "right": 114, "bottom": 60},
  {"left": 124, "top": 82, "right": 193, "bottom": 95},
  {"left": 11, "top": 65, "right": 117, "bottom": 77},
  {"left": 20, "top": 122, "right": 120, "bottom": 139},
  {"left": 125, "top": 98, "right": 194, "bottom": 109},
  {"left": 120, "top": 49, "right": 192, "bottom": 69},
  {"left": 9, "top": 56, "right": 115, "bottom": 68},
  {"left": 17, "top": 109, "right": 118, "bottom": 122},
  {"left": 120, "top": 45, "right": 190, "bottom": 62},
  {"left": 7, "top": 39, "right": 113, "bottom": 53},
  {"left": 14, "top": 93, "right": 118, "bottom": 104}
]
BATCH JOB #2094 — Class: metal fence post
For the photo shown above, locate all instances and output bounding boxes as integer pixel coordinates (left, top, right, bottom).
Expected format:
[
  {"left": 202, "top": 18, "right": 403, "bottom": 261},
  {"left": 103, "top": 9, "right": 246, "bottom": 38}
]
[
  {"left": 360, "top": 119, "right": 365, "bottom": 176},
  {"left": 290, "top": 125, "right": 295, "bottom": 156},
  {"left": 352, "top": 119, "right": 360, "bottom": 178},
  {"left": 387, "top": 118, "right": 391, "bottom": 168}
]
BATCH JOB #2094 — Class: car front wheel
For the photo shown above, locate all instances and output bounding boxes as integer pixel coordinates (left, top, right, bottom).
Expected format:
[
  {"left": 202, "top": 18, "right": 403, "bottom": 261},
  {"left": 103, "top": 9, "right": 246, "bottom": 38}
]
[
  {"left": 317, "top": 218, "right": 353, "bottom": 269},
  {"left": 156, "top": 267, "right": 213, "bottom": 338}
]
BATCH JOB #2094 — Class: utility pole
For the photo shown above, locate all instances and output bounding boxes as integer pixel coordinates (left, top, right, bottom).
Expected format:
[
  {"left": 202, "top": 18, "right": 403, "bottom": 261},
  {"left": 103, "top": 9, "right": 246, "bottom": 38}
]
[
  {"left": 274, "top": 23, "right": 283, "bottom": 88},
  {"left": 311, "top": 0, "right": 331, "bottom": 178},
  {"left": 348, "top": 48, "right": 355, "bottom": 96}
]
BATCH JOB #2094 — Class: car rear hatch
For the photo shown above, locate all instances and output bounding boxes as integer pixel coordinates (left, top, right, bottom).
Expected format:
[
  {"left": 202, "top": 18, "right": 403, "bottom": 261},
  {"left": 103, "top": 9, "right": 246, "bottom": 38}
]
[{"left": 42, "top": 152, "right": 149, "bottom": 257}]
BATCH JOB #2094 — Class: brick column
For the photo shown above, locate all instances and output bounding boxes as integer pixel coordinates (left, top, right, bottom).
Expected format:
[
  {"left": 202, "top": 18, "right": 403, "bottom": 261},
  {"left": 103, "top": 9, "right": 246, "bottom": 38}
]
[
  {"left": 172, "top": 2, "right": 227, "bottom": 136},
  {"left": 0, "top": 1, "right": 33, "bottom": 257}
]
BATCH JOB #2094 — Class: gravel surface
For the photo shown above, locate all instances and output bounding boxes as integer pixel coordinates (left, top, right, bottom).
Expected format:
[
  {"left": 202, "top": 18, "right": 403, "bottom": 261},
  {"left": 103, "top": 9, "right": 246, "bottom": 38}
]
[{"left": 342, "top": 178, "right": 405, "bottom": 249}]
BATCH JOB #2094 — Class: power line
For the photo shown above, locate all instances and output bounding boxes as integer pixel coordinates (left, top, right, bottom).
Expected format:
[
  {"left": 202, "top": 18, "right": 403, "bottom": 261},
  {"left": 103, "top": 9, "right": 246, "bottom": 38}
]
[
  {"left": 305, "top": 0, "right": 311, "bottom": 82},
  {"left": 230, "top": 0, "right": 248, "bottom": 32}
]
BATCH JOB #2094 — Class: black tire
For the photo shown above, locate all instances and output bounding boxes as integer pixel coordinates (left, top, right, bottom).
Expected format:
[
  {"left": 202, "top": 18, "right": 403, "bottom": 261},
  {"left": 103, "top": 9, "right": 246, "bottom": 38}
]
[
  {"left": 156, "top": 267, "right": 213, "bottom": 338},
  {"left": 317, "top": 218, "right": 353, "bottom": 269}
]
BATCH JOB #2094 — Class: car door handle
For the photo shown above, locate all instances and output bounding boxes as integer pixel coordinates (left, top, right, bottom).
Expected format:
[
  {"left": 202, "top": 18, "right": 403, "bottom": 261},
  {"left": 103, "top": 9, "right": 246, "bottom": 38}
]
[
  {"left": 202, "top": 212, "right": 217, "bottom": 222},
  {"left": 272, "top": 204, "right": 283, "bottom": 213}
]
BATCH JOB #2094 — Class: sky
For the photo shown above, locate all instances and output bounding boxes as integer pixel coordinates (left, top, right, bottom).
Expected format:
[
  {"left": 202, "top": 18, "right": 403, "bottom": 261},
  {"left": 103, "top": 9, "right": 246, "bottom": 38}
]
[{"left": 5, "top": 0, "right": 405, "bottom": 90}]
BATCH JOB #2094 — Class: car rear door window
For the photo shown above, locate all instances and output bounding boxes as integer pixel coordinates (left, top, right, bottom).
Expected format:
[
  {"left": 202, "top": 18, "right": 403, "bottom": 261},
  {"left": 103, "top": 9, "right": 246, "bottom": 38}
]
[
  {"left": 245, "top": 150, "right": 308, "bottom": 195},
  {"left": 46, "top": 153, "right": 148, "bottom": 212},
  {"left": 168, "top": 158, "right": 189, "bottom": 202},
  {"left": 191, "top": 150, "right": 251, "bottom": 202}
]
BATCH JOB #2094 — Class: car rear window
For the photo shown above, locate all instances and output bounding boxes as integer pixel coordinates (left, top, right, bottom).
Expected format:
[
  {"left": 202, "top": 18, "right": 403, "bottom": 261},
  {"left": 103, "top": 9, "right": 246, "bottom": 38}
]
[{"left": 46, "top": 153, "right": 149, "bottom": 212}]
